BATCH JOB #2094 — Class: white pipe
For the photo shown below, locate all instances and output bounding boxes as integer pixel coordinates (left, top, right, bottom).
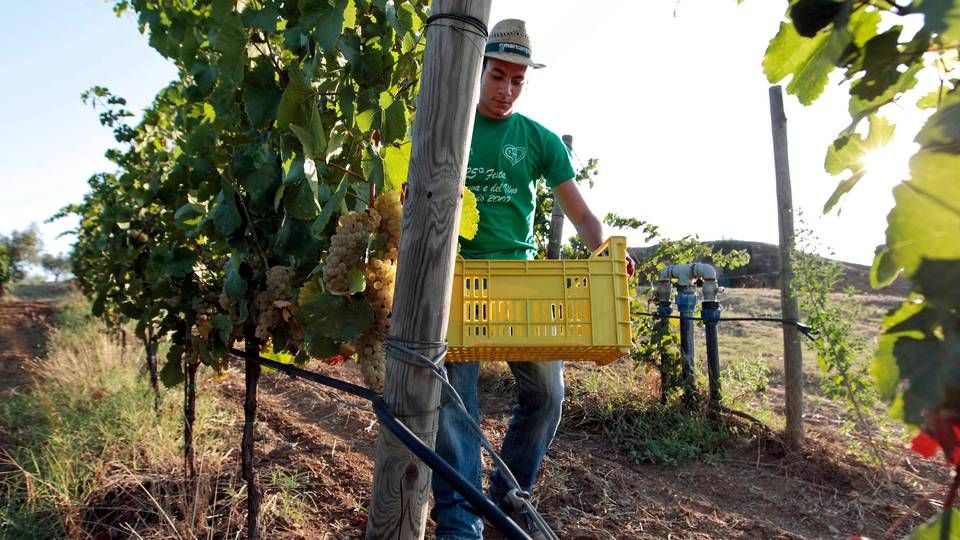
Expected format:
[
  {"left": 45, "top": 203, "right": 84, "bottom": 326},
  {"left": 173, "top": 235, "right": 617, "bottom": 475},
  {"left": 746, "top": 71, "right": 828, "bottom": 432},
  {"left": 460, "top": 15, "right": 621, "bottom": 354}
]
[{"left": 656, "top": 263, "right": 720, "bottom": 302}]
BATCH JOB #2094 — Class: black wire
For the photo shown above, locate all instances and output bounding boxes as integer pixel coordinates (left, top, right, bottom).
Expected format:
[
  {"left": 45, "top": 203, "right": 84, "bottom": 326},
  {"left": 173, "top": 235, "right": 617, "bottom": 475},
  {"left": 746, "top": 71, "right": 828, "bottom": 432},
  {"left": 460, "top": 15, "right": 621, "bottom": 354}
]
[
  {"left": 633, "top": 312, "right": 818, "bottom": 341},
  {"left": 425, "top": 12, "right": 489, "bottom": 38},
  {"left": 226, "top": 347, "right": 530, "bottom": 540}
]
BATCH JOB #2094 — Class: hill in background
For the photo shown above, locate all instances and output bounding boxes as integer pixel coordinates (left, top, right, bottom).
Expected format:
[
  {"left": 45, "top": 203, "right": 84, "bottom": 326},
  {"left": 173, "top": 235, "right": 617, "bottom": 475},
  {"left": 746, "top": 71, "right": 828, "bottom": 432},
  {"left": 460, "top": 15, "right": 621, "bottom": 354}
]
[{"left": 627, "top": 239, "right": 910, "bottom": 297}]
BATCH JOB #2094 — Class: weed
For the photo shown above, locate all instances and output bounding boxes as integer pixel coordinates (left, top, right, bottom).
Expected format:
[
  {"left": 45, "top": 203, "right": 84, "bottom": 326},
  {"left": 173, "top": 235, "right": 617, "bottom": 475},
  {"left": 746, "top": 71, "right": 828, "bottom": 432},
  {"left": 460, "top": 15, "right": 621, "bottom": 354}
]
[{"left": 562, "top": 368, "right": 749, "bottom": 465}]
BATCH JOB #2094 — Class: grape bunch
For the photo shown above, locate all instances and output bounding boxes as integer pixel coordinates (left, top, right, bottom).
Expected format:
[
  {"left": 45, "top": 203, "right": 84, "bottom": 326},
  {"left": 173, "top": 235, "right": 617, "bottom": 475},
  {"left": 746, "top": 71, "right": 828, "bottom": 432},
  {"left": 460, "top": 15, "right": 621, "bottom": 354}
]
[
  {"left": 323, "top": 210, "right": 381, "bottom": 294},
  {"left": 355, "top": 331, "right": 386, "bottom": 393},
  {"left": 374, "top": 191, "right": 402, "bottom": 263},
  {"left": 353, "top": 192, "right": 403, "bottom": 390},
  {"left": 254, "top": 265, "right": 296, "bottom": 341}
]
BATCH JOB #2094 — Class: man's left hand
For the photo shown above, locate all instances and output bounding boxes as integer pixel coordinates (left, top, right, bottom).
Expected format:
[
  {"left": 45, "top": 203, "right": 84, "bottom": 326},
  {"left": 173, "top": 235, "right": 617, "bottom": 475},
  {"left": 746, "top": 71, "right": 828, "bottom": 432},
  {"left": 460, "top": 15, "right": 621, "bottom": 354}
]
[{"left": 626, "top": 254, "right": 636, "bottom": 278}]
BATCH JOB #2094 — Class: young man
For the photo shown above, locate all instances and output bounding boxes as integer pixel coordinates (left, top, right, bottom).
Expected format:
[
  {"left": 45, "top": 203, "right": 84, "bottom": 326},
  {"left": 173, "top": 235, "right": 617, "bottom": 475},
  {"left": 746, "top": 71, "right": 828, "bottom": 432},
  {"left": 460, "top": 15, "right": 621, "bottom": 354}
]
[{"left": 432, "top": 19, "right": 629, "bottom": 540}]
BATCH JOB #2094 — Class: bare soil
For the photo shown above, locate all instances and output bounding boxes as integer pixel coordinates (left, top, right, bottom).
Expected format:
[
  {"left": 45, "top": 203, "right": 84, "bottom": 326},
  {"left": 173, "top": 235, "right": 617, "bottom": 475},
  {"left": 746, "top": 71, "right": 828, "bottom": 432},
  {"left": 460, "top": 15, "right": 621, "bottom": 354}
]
[
  {"left": 0, "top": 289, "right": 951, "bottom": 539},
  {"left": 0, "top": 298, "right": 56, "bottom": 394}
]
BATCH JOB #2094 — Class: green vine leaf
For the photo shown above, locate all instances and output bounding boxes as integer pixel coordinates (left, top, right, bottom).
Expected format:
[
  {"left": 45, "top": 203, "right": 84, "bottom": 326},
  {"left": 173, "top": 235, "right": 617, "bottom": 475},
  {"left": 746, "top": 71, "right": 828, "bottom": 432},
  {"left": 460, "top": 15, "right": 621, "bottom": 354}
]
[
  {"left": 211, "top": 11, "right": 247, "bottom": 88},
  {"left": 382, "top": 143, "right": 410, "bottom": 192},
  {"left": 822, "top": 114, "right": 894, "bottom": 212},
  {"left": 277, "top": 67, "right": 314, "bottom": 131},
  {"left": 917, "top": 0, "right": 960, "bottom": 43},
  {"left": 909, "top": 508, "right": 960, "bottom": 539},
  {"left": 764, "top": 6, "right": 879, "bottom": 105},
  {"left": 243, "top": 61, "right": 282, "bottom": 129},
  {"left": 289, "top": 104, "right": 328, "bottom": 160}
]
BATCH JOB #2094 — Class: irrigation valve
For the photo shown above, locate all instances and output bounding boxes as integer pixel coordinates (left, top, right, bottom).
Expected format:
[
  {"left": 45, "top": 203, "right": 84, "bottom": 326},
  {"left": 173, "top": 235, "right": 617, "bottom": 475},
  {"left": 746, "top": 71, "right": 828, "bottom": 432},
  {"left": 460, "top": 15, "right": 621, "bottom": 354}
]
[{"left": 656, "top": 263, "right": 720, "bottom": 302}]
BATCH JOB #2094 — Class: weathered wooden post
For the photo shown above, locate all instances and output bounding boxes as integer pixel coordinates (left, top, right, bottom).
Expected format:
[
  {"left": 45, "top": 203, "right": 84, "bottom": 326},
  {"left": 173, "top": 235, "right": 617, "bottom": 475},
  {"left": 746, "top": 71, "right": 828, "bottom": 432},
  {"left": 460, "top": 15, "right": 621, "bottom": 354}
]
[
  {"left": 546, "top": 135, "right": 574, "bottom": 259},
  {"left": 366, "top": 1, "right": 491, "bottom": 537},
  {"left": 768, "top": 85, "right": 804, "bottom": 450}
]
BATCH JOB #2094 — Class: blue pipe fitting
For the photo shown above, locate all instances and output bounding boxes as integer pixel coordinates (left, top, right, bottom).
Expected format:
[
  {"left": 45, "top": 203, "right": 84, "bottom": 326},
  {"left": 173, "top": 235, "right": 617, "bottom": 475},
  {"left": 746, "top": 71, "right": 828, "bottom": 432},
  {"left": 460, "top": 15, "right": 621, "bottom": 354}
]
[{"left": 701, "top": 301, "right": 721, "bottom": 323}]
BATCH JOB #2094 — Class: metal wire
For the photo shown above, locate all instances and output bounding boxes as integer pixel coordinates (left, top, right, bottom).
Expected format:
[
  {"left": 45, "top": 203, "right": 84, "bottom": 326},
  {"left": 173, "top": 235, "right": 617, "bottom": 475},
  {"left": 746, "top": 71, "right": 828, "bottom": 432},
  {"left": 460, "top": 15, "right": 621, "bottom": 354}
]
[{"left": 633, "top": 312, "right": 818, "bottom": 341}]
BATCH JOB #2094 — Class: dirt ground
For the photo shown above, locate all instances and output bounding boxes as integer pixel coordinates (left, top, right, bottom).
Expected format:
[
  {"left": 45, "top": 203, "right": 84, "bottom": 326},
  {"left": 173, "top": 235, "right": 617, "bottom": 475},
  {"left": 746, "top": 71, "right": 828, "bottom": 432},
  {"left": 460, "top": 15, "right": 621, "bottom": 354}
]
[
  {"left": 215, "top": 359, "right": 949, "bottom": 540},
  {"left": 1, "top": 291, "right": 952, "bottom": 539},
  {"left": 0, "top": 297, "right": 57, "bottom": 394}
]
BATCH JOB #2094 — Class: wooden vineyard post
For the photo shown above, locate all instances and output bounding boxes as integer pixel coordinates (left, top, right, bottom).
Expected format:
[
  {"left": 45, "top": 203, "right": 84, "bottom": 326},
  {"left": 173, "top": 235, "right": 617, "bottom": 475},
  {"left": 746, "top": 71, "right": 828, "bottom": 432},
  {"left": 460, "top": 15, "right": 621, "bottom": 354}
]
[
  {"left": 366, "top": 1, "right": 491, "bottom": 538},
  {"left": 768, "top": 85, "right": 804, "bottom": 450},
  {"left": 546, "top": 134, "right": 574, "bottom": 259}
]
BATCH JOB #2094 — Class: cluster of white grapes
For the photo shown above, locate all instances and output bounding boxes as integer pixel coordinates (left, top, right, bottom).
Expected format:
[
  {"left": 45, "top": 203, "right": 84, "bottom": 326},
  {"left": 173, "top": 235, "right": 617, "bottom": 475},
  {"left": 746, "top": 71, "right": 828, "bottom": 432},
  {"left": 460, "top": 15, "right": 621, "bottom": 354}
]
[
  {"left": 254, "top": 265, "right": 296, "bottom": 341},
  {"left": 322, "top": 193, "right": 402, "bottom": 391},
  {"left": 322, "top": 210, "right": 381, "bottom": 294}
]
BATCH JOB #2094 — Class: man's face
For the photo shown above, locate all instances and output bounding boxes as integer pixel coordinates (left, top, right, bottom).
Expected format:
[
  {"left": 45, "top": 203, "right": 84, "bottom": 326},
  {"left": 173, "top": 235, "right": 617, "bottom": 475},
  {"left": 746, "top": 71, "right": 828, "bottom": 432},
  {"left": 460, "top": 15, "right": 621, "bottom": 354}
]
[{"left": 477, "top": 58, "right": 528, "bottom": 119}]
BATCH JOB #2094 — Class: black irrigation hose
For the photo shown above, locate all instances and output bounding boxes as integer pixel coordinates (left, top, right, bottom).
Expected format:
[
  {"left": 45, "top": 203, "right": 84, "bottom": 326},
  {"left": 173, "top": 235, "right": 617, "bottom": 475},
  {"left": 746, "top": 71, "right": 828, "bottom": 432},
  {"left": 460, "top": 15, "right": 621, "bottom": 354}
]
[
  {"left": 634, "top": 312, "right": 818, "bottom": 341},
  {"left": 226, "top": 348, "right": 530, "bottom": 540}
]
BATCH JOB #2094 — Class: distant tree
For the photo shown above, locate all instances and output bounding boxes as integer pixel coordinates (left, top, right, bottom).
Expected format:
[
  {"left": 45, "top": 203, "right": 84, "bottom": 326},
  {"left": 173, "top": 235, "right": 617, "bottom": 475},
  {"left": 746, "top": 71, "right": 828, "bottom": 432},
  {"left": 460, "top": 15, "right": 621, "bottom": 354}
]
[
  {"left": 40, "top": 253, "right": 71, "bottom": 282},
  {"left": 0, "top": 226, "right": 42, "bottom": 296},
  {"left": 0, "top": 244, "right": 10, "bottom": 297}
]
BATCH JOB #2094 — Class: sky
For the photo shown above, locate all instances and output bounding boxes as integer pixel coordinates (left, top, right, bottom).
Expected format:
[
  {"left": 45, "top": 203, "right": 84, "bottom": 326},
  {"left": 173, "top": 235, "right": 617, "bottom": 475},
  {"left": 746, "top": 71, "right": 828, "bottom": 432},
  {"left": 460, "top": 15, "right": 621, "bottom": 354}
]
[{"left": 0, "top": 0, "right": 931, "bottom": 265}]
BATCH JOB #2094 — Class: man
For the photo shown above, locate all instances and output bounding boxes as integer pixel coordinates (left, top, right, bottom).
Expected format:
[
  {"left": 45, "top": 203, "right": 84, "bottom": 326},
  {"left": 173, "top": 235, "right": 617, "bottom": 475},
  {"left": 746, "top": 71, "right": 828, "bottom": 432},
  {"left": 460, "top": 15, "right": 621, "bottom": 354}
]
[{"left": 432, "top": 19, "right": 632, "bottom": 540}]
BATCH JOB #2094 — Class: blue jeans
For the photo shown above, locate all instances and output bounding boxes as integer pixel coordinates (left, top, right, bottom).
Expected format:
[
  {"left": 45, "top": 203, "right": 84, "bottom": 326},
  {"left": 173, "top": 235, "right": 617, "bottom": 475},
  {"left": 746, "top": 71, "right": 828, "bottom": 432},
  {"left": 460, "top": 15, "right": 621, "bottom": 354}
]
[{"left": 431, "top": 361, "right": 564, "bottom": 540}]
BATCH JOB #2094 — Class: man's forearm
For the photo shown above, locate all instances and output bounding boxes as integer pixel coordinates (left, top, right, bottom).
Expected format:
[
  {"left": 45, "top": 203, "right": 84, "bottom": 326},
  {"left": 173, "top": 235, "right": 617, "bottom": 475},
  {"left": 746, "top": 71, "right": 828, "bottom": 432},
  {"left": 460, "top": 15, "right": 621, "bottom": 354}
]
[{"left": 573, "top": 212, "right": 603, "bottom": 252}]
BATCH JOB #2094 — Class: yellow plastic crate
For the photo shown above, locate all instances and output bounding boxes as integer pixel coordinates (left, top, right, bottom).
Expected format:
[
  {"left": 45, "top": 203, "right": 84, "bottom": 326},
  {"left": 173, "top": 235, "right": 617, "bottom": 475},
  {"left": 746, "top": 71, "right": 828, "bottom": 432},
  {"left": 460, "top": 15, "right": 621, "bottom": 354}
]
[{"left": 446, "top": 236, "right": 632, "bottom": 365}]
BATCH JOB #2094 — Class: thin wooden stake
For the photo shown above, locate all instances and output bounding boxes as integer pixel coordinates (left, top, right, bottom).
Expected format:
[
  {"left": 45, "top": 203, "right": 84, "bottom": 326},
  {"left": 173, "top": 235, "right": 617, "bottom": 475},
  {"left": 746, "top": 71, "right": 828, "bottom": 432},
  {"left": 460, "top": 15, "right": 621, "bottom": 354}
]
[{"left": 769, "top": 85, "right": 804, "bottom": 450}]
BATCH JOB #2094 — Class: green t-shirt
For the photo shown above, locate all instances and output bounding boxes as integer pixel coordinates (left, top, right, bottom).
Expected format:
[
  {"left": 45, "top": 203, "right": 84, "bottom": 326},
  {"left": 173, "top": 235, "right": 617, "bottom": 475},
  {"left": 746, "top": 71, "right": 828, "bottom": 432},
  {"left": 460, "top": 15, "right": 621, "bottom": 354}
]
[{"left": 459, "top": 111, "right": 575, "bottom": 260}]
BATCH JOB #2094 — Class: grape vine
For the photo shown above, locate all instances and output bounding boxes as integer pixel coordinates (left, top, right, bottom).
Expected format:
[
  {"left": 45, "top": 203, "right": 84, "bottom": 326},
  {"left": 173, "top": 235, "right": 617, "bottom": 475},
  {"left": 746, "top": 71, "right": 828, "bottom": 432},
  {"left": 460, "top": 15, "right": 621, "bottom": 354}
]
[{"left": 765, "top": 0, "right": 960, "bottom": 535}]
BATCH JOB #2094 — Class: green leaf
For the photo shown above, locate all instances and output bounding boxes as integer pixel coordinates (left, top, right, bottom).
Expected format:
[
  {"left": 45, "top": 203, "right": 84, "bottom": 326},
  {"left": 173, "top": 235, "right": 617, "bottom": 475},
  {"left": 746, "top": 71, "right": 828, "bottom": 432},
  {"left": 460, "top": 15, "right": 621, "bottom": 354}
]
[
  {"left": 275, "top": 216, "right": 316, "bottom": 259},
  {"left": 297, "top": 289, "right": 373, "bottom": 343},
  {"left": 764, "top": 21, "right": 847, "bottom": 105},
  {"left": 895, "top": 334, "right": 949, "bottom": 424},
  {"left": 885, "top": 150, "right": 960, "bottom": 278},
  {"left": 211, "top": 313, "right": 234, "bottom": 345},
  {"left": 764, "top": 7, "right": 879, "bottom": 105},
  {"left": 348, "top": 269, "right": 366, "bottom": 294},
  {"left": 872, "top": 300, "right": 926, "bottom": 400},
  {"left": 913, "top": 259, "right": 960, "bottom": 311},
  {"left": 277, "top": 67, "right": 314, "bottom": 131},
  {"left": 851, "top": 28, "right": 905, "bottom": 102},
  {"left": 283, "top": 160, "right": 321, "bottom": 220},
  {"left": 189, "top": 61, "right": 218, "bottom": 96},
  {"left": 241, "top": 4, "right": 280, "bottom": 32},
  {"left": 914, "top": 89, "right": 960, "bottom": 149},
  {"left": 382, "top": 144, "right": 410, "bottom": 192},
  {"left": 304, "top": 294, "right": 372, "bottom": 341},
  {"left": 362, "top": 146, "right": 384, "bottom": 192},
  {"left": 243, "top": 61, "right": 282, "bottom": 129},
  {"left": 289, "top": 104, "right": 328, "bottom": 160},
  {"left": 337, "top": 80, "right": 356, "bottom": 128},
  {"left": 869, "top": 244, "right": 900, "bottom": 287},
  {"left": 908, "top": 506, "right": 960, "bottom": 539},
  {"left": 822, "top": 169, "right": 866, "bottom": 214},
  {"left": 917, "top": 0, "right": 960, "bottom": 44},
  {"left": 312, "top": 175, "right": 351, "bottom": 237},
  {"left": 822, "top": 114, "right": 894, "bottom": 212},
  {"left": 225, "top": 252, "right": 247, "bottom": 301},
  {"left": 917, "top": 88, "right": 946, "bottom": 110},
  {"left": 211, "top": 12, "right": 247, "bottom": 87},
  {"left": 211, "top": 181, "right": 242, "bottom": 236},
  {"left": 160, "top": 355, "right": 185, "bottom": 388},
  {"left": 459, "top": 186, "right": 479, "bottom": 240},
  {"left": 356, "top": 108, "right": 378, "bottom": 132},
  {"left": 789, "top": 0, "right": 844, "bottom": 38},
  {"left": 234, "top": 144, "right": 282, "bottom": 207},
  {"left": 174, "top": 202, "right": 205, "bottom": 230},
  {"left": 381, "top": 99, "right": 407, "bottom": 145},
  {"left": 162, "top": 247, "right": 195, "bottom": 278},
  {"left": 299, "top": 0, "right": 349, "bottom": 53},
  {"left": 343, "top": 0, "right": 357, "bottom": 29}
]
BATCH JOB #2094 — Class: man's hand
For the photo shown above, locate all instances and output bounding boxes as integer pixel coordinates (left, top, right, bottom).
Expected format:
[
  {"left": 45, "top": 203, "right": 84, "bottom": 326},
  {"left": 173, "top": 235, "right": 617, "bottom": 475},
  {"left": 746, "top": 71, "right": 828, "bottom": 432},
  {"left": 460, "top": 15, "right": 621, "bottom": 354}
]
[{"left": 626, "top": 253, "right": 636, "bottom": 278}]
